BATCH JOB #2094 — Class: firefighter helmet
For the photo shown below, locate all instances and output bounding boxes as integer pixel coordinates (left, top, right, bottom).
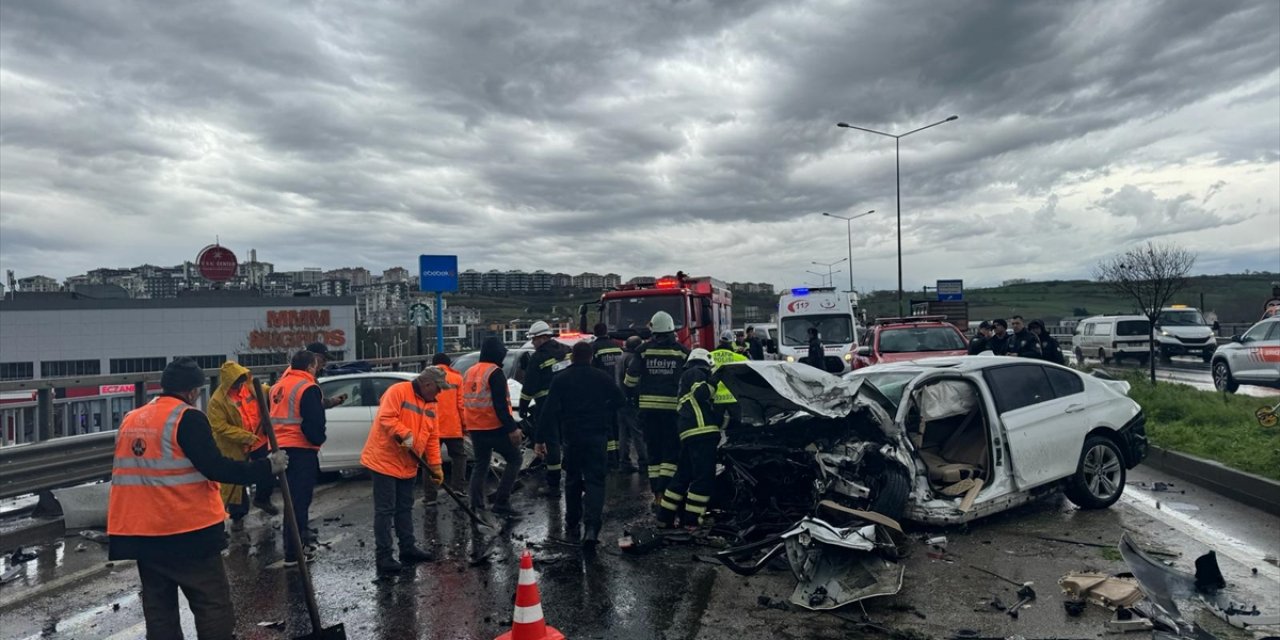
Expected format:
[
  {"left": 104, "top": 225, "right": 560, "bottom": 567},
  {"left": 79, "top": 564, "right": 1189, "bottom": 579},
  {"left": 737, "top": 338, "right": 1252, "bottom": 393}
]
[
  {"left": 688, "top": 348, "right": 712, "bottom": 365},
  {"left": 527, "top": 320, "right": 554, "bottom": 339},
  {"left": 650, "top": 311, "right": 675, "bottom": 333}
]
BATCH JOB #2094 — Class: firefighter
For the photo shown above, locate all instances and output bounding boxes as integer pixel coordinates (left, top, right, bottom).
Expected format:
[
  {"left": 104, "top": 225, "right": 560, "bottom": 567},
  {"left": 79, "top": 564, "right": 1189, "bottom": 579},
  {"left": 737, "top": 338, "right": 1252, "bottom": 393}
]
[
  {"left": 709, "top": 330, "right": 747, "bottom": 429},
  {"left": 656, "top": 349, "right": 719, "bottom": 529},
  {"left": 591, "top": 322, "right": 625, "bottom": 467},
  {"left": 537, "top": 341, "right": 627, "bottom": 548},
  {"left": 519, "top": 320, "right": 571, "bottom": 497},
  {"left": 107, "top": 358, "right": 287, "bottom": 639},
  {"left": 624, "top": 311, "right": 689, "bottom": 499}
]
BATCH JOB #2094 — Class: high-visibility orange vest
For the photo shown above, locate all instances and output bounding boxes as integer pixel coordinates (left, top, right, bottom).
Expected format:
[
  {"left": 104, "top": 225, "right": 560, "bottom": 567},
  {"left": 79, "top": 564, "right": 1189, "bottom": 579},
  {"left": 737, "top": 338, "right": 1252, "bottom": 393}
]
[
  {"left": 107, "top": 396, "right": 226, "bottom": 537},
  {"left": 434, "top": 366, "right": 465, "bottom": 439},
  {"left": 270, "top": 369, "right": 320, "bottom": 450},
  {"left": 462, "top": 363, "right": 510, "bottom": 431},
  {"left": 360, "top": 381, "right": 441, "bottom": 479}
]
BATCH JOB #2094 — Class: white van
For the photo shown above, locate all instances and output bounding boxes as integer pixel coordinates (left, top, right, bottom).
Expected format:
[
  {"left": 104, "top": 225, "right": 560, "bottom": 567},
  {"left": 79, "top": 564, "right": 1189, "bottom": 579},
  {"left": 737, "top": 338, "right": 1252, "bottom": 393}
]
[
  {"left": 1155, "top": 305, "right": 1216, "bottom": 362},
  {"left": 776, "top": 287, "right": 857, "bottom": 373},
  {"left": 1073, "top": 315, "right": 1152, "bottom": 365}
]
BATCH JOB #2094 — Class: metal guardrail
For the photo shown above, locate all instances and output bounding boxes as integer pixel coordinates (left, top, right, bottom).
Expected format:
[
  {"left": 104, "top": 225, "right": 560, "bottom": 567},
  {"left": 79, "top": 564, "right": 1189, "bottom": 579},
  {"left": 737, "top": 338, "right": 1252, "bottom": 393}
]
[{"left": 0, "top": 354, "right": 450, "bottom": 500}]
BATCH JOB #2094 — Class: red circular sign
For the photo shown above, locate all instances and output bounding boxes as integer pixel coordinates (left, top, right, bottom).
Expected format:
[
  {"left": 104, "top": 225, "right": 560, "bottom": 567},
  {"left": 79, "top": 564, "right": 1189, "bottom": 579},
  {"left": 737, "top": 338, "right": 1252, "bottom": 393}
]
[{"left": 196, "top": 245, "right": 238, "bottom": 282}]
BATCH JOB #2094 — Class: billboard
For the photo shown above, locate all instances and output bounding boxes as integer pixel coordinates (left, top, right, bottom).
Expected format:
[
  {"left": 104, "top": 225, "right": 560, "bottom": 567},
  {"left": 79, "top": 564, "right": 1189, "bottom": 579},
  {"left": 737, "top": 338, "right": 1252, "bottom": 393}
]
[
  {"left": 419, "top": 255, "right": 458, "bottom": 292},
  {"left": 936, "top": 279, "right": 964, "bottom": 302}
]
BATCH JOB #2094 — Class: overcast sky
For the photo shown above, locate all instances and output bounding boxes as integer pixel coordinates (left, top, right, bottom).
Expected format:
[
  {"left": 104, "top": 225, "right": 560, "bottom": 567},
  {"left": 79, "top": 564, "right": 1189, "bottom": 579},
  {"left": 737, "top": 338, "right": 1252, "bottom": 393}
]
[{"left": 2, "top": 0, "right": 1278, "bottom": 292}]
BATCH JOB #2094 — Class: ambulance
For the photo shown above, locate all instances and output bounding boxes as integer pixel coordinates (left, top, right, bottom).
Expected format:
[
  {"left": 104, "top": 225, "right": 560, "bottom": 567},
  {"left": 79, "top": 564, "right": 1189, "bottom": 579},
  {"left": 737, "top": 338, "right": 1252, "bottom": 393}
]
[{"left": 776, "top": 287, "right": 858, "bottom": 373}]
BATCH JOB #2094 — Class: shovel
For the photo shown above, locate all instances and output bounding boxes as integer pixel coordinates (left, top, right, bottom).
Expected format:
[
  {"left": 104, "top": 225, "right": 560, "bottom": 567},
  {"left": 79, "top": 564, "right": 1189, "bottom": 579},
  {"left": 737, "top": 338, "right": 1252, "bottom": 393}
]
[
  {"left": 402, "top": 442, "right": 502, "bottom": 535},
  {"left": 253, "top": 380, "right": 347, "bottom": 640}
]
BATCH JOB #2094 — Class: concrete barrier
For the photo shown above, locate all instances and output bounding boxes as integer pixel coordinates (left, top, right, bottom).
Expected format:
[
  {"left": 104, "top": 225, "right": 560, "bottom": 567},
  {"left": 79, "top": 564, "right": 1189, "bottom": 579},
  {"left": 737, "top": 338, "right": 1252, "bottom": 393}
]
[{"left": 1141, "top": 446, "right": 1280, "bottom": 517}]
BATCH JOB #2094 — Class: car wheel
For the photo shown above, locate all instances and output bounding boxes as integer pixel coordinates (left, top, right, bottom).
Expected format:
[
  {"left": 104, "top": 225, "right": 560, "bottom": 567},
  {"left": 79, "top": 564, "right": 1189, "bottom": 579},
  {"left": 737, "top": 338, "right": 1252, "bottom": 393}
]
[
  {"left": 868, "top": 465, "right": 911, "bottom": 521},
  {"left": 1201, "top": 350, "right": 1214, "bottom": 363},
  {"left": 1212, "top": 360, "right": 1239, "bottom": 393},
  {"left": 1159, "top": 347, "right": 1172, "bottom": 363},
  {"left": 1073, "top": 347, "right": 1084, "bottom": 364},
  {"left": 1065, "top": 436, "right": 1126, "bottom": 510},
  {"left": 1098, "top": 348, "right": 1111, "bottom": 365}
]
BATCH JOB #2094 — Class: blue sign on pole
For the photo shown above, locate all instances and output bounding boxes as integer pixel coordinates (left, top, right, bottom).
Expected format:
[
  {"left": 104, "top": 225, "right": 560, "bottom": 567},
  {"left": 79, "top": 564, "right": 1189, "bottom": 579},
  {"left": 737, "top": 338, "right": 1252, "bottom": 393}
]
[
  {"left": 419, "top": 255, "right": 458, "bottom": 352},
  {"left": 936, "top": 279, "right": 964, "bottom": 302},
  {"left": 418, "top": 255, "right": 459, "bottom": 293}
]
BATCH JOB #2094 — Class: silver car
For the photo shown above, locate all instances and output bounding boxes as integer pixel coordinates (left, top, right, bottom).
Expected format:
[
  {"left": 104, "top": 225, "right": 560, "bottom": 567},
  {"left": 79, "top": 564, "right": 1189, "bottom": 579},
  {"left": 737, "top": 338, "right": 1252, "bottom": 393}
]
[{"left": 1211, "top": 317, "right": 1280, "bottom": 393}]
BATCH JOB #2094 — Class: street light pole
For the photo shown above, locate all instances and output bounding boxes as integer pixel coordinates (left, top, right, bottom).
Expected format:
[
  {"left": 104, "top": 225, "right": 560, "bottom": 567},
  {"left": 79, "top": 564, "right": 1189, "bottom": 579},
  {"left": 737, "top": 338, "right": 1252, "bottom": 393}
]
[
  {"left": 837, "top": 115, "right": 958, "bottom": 316},
  {"left": 822, "top": 210, "right": 875, "bottom": 295},
  {"left": 811, "top": 258, "right": 847, "bottom": 288}
]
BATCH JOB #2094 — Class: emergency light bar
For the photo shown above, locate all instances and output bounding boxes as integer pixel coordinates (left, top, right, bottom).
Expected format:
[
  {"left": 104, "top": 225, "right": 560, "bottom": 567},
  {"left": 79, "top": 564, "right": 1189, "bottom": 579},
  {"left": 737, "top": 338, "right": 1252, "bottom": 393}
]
[
  {"left": 791, "top": 288, "right": 809, "bottom": 296},
  {"left": 655, "top": 277, "right": 680, "bottom": 289}
]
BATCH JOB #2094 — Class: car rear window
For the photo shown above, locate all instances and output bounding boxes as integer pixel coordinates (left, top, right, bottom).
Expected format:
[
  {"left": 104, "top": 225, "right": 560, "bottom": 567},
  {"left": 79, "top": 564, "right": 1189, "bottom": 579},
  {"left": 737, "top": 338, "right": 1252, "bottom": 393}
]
[
  {"left": 1045, "top": 368, "right": 1084, "bottom": 397},
  {"left": 983, "top": 364, "right": 1056, "bottom": 413},
  {"left": 1116, "top": 320, "right": 1149, "bottom": 336}
]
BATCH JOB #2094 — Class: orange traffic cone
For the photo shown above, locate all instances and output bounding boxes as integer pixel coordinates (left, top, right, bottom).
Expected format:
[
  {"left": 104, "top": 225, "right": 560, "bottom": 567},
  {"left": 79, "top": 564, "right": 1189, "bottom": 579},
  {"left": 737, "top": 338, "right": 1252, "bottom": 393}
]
[{"left": 496, "top": 549, "right": 565, "bottom": 640}]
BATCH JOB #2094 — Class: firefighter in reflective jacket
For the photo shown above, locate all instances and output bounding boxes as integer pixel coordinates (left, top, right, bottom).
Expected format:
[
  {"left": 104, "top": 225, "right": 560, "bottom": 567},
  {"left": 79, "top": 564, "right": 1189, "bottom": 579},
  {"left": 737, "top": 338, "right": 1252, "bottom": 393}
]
[
  {"left": 709, "top": 331, "right": 748, "bottom": 429},
  {"left": 591, "top": 322, "right": 625, "bottom": 465},
  {"left": 624, "top": 311, "right": 689, "bottom": 498},
  {"left": 657, "top": 349, "right": 719, "bottom": 528},
  {"left": 520, "top": 320, "right": 571, "bottom": 497}
]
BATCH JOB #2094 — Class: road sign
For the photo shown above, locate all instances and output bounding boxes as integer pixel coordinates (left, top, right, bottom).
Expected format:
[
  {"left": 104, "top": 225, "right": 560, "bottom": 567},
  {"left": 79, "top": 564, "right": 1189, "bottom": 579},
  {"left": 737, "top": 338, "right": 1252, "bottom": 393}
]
[
  {"left": 418, "top": 255, "right": 458, "bottom": 292},
  {"left": 408, "top": 302, "right": 431, "bottom": 327},
  {"left": 937, "top": 279, "right": 964, "bottom": 302}
]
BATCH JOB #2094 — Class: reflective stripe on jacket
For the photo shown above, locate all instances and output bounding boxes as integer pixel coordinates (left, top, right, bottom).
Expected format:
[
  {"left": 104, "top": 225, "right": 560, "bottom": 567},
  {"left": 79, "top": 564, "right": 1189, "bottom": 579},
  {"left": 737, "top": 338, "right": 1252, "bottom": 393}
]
[
  {"left": 708, "top": 347, "right": 747, "bottom": 405},
  {"left": 624, "top": 337, "right": 689, "bottom": 412},
  {"left": 360, "top": 380, "right": 440, "bottom": 479},
  {"left": 462, "top": 362, "right": 509, "bottom": 431},
  {"left": 107, "top": 396, "right": 226, "bottom": 537},
  {"left": 269, "top": 369, "right": 319, "bottom": 450},
  {"left": 677, "top": 366, "right": 719, "bottom": 440},
  {"left": 434, "top": 366, "right": 465, "bottom": 438}
]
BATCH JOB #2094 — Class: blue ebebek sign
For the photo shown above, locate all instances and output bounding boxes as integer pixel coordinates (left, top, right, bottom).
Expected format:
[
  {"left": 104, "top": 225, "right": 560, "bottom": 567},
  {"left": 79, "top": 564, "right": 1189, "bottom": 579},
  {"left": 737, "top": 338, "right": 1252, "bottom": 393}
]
[{"left": 419, "top": 255, "right": 458, "bottom": 292}]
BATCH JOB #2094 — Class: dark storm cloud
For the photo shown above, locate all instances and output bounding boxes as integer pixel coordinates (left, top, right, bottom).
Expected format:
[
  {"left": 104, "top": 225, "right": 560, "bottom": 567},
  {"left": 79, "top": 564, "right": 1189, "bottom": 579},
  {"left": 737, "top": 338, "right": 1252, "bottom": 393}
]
[{"left": 1, "top": 0, "right": 1277, "bottom": 287}]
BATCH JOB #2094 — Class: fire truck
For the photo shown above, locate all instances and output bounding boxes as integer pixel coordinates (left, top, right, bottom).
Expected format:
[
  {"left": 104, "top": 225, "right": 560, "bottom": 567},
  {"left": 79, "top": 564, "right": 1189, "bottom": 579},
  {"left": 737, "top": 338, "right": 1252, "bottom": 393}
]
[{"left": 578, "top": 272, "right": 732, "bottom": 351}]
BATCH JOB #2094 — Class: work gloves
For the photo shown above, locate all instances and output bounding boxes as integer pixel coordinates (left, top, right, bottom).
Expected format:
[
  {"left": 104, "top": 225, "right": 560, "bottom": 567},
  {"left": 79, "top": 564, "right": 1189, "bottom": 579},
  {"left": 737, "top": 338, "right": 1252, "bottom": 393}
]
[
  {"left": 428, "top": 465, "right": 444, "bottom": 485},
  {"left": 268, "top": 450, "right": 290, "bottom": 474}
]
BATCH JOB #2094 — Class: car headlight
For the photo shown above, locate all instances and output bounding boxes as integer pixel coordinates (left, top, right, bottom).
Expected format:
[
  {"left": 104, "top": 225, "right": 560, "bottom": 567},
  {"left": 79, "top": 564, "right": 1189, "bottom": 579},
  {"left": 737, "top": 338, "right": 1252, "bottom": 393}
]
[
  {"left": 1159, "top": 330, "right": 1170, "bottom": 336},
  {"left": 843, "top": 353, "right": 853, "bottom": 361},
  {"left": 785, "top": 355, "right": 795, "bottom": 362}
]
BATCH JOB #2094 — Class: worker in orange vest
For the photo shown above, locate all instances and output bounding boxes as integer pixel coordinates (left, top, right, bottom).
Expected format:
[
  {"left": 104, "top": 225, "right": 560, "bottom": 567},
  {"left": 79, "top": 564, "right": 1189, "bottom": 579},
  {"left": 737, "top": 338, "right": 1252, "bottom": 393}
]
[
  {"left": 269, "top": 350, "right": 327, "bottom": 567},
  {"left": 462, "top": 337, "right": 523, "bottom": 517},
  {"left": 360, "top": 366, "right": 452, "bottom": 576},
  {"left": 108, "top": 358, "right": 288, "bottom": 639},
  {"left": 424, "top": 353, "right": 467, "bottom": 504}
]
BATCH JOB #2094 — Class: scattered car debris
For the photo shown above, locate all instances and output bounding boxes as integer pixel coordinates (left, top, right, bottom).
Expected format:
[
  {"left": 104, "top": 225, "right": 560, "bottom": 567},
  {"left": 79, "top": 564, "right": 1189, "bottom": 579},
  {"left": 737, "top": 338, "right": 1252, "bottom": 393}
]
[
  {"left": 756, "top": 595, "right": 790, "bottom": 611},
  {"left": 78, "top": 530, "right": 108, "bottom": 544},
  {"left": 967, "top": 564, "right": 1027, "bottom": 587},
  {"left": 1104, "top": 607, "right": 1154, "bottom": 633},
  {"left": 618, "top": 528, "right": 663, "bottom": 555},
  {"left": 1063, "top": 600, "right": 1086, "bottom": 617},
  {"left": 1, "top": 565, "right": 22, "bottom": 583},
  {"left": 1059, "top": 572, "right": 1144, "bottom": 609},
  {"left": 1202, "top": 596, "right": 1280, "bottom": 629},
  {"left": 8, "top": 548, "right": 38, "bottom": 563},
  {"left": 256, "top": 620, "right": 285, "bottom": 629},
  {"left": 1006, "top": 584, "right": 1037, "bottom": 618}
]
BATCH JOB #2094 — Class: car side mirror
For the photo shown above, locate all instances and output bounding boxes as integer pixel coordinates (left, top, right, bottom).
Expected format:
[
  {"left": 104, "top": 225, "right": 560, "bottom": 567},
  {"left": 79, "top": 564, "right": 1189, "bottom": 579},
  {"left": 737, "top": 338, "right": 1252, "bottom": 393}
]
[
  {"left": 1231, "top": 334, "right": 1243, "bottom": 343},
  {"left": 856, "top": 345, "right": 872, "bottom": 356}
]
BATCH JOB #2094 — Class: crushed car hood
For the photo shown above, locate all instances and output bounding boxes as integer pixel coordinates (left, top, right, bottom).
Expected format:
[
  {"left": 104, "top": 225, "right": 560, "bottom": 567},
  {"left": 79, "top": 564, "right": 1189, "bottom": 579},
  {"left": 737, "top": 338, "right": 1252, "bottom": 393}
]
[{"left": 716, "top": 361, "right": 866, "bottom": 422}]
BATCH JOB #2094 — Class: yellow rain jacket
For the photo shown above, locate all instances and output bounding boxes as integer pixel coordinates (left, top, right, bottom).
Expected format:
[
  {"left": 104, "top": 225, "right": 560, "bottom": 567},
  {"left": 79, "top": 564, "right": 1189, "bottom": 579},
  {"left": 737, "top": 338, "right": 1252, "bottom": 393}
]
[{"left": 207, "top": 361, "right": 270, "bottom": 506}]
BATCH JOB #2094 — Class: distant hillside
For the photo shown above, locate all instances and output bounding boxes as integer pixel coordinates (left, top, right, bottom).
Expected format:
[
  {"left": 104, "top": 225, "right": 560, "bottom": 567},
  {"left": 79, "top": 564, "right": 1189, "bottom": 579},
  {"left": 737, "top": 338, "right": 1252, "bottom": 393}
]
[{"left": 858, "top": 273, "right": 1276, "bottom": 325}]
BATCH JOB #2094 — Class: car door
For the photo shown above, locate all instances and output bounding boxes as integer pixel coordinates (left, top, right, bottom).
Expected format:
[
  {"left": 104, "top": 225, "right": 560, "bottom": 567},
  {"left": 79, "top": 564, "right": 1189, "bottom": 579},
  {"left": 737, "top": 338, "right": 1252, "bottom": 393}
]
[
  {"left": 317, "top": 377, "right": 374, "bottom": 471},
  {"left": 1232, "top": 321, "right": 1280, "bottom": 384},
  {"left": 983, "top": 363, "right": 1088, "bottom": 490}
]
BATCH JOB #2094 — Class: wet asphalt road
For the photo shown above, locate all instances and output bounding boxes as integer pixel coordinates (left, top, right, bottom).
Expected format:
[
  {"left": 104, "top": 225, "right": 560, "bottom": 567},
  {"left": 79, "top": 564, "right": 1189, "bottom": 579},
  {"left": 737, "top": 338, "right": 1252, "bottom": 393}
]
[{"left": 3, "top": 464, "right": 1279, "bottom": 640}]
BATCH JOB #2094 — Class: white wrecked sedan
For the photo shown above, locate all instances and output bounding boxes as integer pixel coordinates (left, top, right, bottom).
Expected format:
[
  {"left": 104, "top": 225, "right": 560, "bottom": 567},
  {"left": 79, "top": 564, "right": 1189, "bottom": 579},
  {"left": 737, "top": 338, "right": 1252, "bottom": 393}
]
[{"left": 714, "top": 357, "right": 1147, "bottom": 526}]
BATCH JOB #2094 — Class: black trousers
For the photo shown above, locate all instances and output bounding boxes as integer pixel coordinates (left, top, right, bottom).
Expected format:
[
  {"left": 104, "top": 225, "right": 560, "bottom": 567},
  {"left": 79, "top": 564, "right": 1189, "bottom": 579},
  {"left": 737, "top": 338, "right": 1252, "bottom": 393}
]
[
  {"left": 249, "top": 444, "right": 274, "bottom": 503},
  {"left": 282, "top": 447, "right": 318, "bottom": 561},
  {"left": 371, "top": 470, "right": 416, "bottom": 559},
  {"left": 469, "top": 429, "right": 522, "bottom": 510},
  {"left": 533, "top": 409, "right": 562, "bottom": 489},
  {"left": 657, "top": 432, "right": 719, "bottom": 527},
  {"left": 564, "top": 430, "right": 609, "bottom": 529},
  {"left": 640, "top": 410, "right": 680, "bottom": 496},
  {"left": 137, "top": 554, "right": 234, "bottom": 640}
]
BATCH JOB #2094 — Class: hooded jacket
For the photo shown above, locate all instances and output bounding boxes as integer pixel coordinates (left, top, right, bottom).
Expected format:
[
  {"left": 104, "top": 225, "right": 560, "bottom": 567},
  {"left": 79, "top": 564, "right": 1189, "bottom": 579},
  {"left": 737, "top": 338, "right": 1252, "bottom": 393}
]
[
  {"left": 207, "top": 361, "right": 270, "bottom": 505},
  {"left": 477, "top": 337, "right": 519, "bottom": 434}
]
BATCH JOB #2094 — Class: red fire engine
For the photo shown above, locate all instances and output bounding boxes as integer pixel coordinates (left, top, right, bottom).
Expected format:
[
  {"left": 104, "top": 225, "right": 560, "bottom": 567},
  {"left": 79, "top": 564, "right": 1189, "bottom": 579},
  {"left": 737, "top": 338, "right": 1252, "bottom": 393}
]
[{"left": 579, "top": 272, "right": 732, "bottom": 351}]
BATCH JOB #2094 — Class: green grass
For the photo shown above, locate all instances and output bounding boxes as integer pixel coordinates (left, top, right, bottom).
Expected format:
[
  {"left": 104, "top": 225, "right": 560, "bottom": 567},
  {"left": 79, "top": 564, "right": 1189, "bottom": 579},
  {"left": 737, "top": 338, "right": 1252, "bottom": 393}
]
[{"left": 1120, "top": 372, "right": 1280, "bottom": 481}]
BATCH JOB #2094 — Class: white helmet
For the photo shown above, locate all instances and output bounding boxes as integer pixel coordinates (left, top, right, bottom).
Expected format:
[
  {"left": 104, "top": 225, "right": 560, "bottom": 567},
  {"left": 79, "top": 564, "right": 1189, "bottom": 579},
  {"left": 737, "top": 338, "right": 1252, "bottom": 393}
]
[
  {"left": 719, "top": 330, "right": 735, "bottom": 343},
  {"left": 688, "top": 348, "right": 712, "bottom": 365},
  {"left": 527, "top": 320, "right": 554, "bottom": 339},
  {"left": 650, "top": 311, "right": 675, "bottom": 333}
]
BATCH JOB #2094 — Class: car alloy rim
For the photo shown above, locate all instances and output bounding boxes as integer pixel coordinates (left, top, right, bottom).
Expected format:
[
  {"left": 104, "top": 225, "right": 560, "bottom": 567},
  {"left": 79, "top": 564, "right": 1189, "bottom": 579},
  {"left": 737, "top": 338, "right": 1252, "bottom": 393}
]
[
  {"left": 1212, "top": 364, "right": 1227, "bottom": 389},
  {"left": 1083, "top": 444, "right": 1122, "bottom": 500}
]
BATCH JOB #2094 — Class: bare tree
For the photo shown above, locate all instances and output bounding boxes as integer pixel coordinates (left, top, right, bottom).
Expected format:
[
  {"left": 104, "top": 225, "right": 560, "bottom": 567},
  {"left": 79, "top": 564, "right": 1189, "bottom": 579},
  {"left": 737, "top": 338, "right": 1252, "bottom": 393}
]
[{"left": 1094, "top": 242, "right": 1197, "bottom": 383}]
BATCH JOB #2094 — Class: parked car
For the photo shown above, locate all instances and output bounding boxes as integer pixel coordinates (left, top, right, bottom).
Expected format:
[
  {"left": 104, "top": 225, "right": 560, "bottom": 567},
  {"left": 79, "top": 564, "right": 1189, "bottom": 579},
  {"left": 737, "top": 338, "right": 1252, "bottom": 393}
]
[
  {"left": 1073, "top": 315, "right": 1151, "bottom": 365},
  {"left": 850, "top": 317, "right": 968, "bottom": 370},
  {"left": 1211, "top": 317, "right": 1280, "bottom": 393},
  {"left": 315, "top": 372, "right": 417, "bottom": 472},
  {"left": 713, "top": 359, "right": 1146, "bottom": 526}
]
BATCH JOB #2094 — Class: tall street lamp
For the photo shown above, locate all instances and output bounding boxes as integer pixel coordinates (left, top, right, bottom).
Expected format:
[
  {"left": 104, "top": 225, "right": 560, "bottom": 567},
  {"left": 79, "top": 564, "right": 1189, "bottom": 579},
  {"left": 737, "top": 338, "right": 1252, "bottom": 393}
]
[
  {"left": 805, "top": 270, "right": 832, "bottom": 287},
  {"left": 837, "top": 115, "right": 958, "bottom": 316},
  {"left": 811, "top": 258, "right": 847, "bottom": 289},
  {"left": 822, "top": 210, "right": 875, "bottom": 295}
]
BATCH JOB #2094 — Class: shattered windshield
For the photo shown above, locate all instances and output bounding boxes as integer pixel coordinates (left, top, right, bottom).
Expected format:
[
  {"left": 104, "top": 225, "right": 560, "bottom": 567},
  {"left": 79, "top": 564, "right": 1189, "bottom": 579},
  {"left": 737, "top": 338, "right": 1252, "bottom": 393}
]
[{"left": 850, "top": 371, "right": 918, "bottom": 407}]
